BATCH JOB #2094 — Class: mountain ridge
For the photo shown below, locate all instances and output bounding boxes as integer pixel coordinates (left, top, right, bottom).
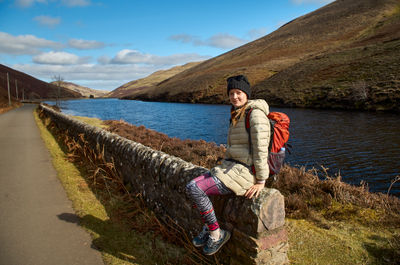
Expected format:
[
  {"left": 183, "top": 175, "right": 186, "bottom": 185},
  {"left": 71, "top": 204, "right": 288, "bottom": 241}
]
[
  {"left": 109, "top": 62, "right": 202, "bottom": 98},
  {"left": 122, "top": 0, "right": 400, "bottom": 112},
  {"left": 0, "top": 64, "right": 81, "bottom": 102},
  {"left": 50, "top": 81, "right": 109, "bottom": 98}
]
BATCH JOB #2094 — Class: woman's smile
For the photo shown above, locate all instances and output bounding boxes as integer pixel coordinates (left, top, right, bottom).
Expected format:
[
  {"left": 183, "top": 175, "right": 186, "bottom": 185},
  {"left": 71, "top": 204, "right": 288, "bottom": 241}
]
[{"left": 229, "top": 89, "right": 248, "bottom": 108}]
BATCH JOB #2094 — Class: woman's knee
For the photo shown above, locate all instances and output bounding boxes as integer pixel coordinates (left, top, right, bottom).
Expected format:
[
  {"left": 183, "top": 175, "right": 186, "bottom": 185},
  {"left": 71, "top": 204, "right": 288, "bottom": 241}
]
[{"left": 186, "top": 179, "right": 199, "bottom": 198}]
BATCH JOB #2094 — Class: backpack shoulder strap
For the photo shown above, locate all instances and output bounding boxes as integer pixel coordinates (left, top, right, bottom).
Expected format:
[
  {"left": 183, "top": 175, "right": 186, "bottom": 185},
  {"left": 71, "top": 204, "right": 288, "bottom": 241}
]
[
  {"left": 245, "top": 108, "right": 253, "bottom": 154},
  {"left": 245, "top": 108, "right": 253, "bottom": 133},
  {"left": 246, "top": 108, "right": 275, "bottom": 154}
]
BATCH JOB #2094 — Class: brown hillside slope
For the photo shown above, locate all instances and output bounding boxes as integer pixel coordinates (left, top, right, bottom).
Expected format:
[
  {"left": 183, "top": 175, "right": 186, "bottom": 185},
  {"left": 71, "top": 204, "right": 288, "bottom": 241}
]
[
  {"left": 0, "top": 87, "right": 14, "bottom": 108},
  {"left": 131, "top": 0, "right": 400, "bottom": 112},
  {"left": 0, "top": 64, "right": 81, "bottom": 100},
  {"left": 0, "top": 90, "right": 20, "bottom": 113},
  {"left": 50, "top": 81, "right": 108, "bottom": 98},
  {"left": 108, "top": 62, "right": 202, "bottom": 98}
]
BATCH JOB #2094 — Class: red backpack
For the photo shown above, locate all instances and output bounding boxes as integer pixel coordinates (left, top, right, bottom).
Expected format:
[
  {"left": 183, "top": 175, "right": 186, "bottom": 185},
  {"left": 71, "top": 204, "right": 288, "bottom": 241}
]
[{"left": 245, "top": 109, "right": 291, "bottom": 176}]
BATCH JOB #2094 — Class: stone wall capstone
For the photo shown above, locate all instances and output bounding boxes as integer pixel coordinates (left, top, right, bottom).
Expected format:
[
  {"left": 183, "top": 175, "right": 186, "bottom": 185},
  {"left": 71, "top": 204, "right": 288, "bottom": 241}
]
[{"left": 38, "top": 104, "right": 289, "bottom": 265}]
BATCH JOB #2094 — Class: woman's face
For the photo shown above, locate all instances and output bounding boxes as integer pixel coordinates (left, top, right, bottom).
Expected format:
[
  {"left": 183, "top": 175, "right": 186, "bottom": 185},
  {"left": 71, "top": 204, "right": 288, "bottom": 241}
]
[{"left": 229, "top": 89, "right": 248, "bottom": 108}]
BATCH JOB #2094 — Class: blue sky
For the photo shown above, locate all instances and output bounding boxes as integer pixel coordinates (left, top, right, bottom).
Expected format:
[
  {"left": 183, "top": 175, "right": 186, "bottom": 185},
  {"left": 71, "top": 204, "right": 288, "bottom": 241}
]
[{"left": 0, "top": 0, "right": 335, "bottom": 91}]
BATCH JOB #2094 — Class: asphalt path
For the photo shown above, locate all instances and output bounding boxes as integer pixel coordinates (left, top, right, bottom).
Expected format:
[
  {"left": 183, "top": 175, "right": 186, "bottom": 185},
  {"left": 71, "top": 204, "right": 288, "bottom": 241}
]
[{"left": 0, "top": 104, "right": 104, "bottom": 265}]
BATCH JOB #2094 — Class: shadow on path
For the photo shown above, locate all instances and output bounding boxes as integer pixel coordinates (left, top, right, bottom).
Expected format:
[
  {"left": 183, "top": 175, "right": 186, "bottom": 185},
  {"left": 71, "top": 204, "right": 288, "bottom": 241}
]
[{"left": 57, "top": 213, "right": 177, "bottom": 264}]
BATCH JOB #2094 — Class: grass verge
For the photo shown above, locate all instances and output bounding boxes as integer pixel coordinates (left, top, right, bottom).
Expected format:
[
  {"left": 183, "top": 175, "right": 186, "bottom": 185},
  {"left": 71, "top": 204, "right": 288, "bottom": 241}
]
[
  {"left": 35, "top": 110, "right": 400, "bottom": 264},
  {"left": 287, "top": 217, "right": 399, "bottom": 264},
  {"left": 33, "top": 109, "right": 194, "bottom": 265},
  {"left": 73, "top": 115, "right": 108, "bottom": 129}
]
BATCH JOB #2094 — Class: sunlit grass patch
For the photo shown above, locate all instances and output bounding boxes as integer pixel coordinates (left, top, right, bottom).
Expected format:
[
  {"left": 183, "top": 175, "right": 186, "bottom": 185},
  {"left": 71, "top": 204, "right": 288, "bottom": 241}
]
[
  {"left": 72, "top": 115, "right": 108, "bottom": 129},
  {"left": 287, "top": 218, "right": 399, "bottom": 265}
]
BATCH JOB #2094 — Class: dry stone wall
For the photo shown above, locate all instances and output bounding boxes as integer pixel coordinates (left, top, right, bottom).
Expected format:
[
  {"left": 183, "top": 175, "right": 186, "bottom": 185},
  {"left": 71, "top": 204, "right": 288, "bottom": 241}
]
[{"left": 39, "top": 104, "right": 289, "bottom": 264}]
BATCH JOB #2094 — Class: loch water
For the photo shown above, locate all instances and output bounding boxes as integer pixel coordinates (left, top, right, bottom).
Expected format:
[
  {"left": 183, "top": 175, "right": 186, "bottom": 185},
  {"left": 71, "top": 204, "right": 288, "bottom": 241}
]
[{"left": 46, "top": 98, "right": 400, "bottom": 196}]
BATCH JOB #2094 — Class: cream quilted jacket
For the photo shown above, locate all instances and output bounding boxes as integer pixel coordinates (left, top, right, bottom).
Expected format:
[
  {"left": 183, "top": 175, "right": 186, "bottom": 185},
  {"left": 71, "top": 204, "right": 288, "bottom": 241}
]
[{"left": 211, "top": 99, "right": 271, "bottom": 195}]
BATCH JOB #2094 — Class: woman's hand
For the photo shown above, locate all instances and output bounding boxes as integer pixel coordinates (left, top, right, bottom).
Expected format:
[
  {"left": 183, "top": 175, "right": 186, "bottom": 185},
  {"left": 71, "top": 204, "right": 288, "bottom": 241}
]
[{"left": 244, "top": 183, "right": 265, "bottom": 199}]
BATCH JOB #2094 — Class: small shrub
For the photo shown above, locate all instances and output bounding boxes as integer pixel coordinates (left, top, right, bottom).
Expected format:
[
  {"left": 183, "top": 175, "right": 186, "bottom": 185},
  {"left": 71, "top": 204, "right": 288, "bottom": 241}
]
[{"left": 103, "top": 120, "right": 226, "bottom": 169}]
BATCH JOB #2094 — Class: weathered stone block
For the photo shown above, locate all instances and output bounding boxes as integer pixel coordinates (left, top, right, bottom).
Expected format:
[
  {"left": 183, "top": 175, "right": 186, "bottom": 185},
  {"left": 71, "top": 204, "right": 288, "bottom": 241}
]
[{"left": 253, "top": 189, "right": 286, "bottom": 233}]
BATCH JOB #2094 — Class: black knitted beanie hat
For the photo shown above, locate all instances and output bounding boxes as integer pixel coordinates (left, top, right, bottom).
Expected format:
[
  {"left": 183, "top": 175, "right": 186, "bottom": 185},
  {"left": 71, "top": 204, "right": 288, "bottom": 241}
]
[{"left": 227, "top": 75, "right": 251, "bottom": 99}]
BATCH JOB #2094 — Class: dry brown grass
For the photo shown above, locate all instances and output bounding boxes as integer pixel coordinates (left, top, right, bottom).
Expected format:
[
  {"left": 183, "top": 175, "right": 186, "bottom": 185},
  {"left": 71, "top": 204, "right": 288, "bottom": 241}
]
[
  {"left": 0, "top": 106, "right": 15, "bottom": 114},
  {"left": 103, "top": 119, "right": 400, "bottom": 229},
  {"left": 38, "top": 109, "right": 217, "bottom": 265},
  {"left": 271, "top": 166, "right": 400, "bottom": 228},
  {"left": 37, "top": 106, "right": 400, "bottom": 264},
  {"left": 0, "top": 101, "right": 22, "bottom": 114},
  {"left": 103, "top": 120, "right": 226, "bottom": 169}
]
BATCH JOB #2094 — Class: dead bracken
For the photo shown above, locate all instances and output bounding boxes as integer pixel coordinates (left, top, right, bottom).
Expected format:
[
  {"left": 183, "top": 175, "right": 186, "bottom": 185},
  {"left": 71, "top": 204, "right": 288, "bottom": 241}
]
[
  {"left": 104, "top": 119, "right": 400, "bottom": 228},
  {"left": 37, "top": 107, "right": 400, "bottom": 264}
]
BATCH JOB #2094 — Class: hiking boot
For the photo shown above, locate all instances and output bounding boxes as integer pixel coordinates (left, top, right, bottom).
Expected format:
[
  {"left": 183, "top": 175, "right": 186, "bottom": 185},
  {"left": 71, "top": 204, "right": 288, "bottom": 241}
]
[
  {"left": 192, "top": 225, "right": 209, "bottom": 247},
  {"left": 203, "top": 229, "right": 231, "bottom": 255}
]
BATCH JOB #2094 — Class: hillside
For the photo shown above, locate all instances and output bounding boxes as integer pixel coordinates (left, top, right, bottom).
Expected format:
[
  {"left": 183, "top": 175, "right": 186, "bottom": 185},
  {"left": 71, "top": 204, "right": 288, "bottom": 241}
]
[
  {"left": 108, "top": 62, "right": 202, "bottom": 98},
  {"left": 128, "top": 0, "right": 400, "bottom": 112},
  {"left": 50, "top": 81, "right": 108, "bottom": 98},
  {"left": 0, "top": 64, "right": 81, "bottom": 101},
  {"left": 0, "top": 87, "right": 10, "bottom": 106},
  {"left": 0, "top": 86, "right": 16, "bottom": 109}
]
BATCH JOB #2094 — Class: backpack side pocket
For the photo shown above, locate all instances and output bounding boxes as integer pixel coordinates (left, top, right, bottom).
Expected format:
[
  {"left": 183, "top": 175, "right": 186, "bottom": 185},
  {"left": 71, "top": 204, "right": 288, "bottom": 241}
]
[{"left": 268, "top": 149, "right": 285, "bottom": 176}]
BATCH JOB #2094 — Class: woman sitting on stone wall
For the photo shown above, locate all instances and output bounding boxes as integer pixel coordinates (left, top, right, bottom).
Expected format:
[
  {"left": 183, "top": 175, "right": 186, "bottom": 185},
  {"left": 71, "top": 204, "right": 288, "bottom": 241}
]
[{"left": 186, "top": 74, "right": 271, "bottom": 255}]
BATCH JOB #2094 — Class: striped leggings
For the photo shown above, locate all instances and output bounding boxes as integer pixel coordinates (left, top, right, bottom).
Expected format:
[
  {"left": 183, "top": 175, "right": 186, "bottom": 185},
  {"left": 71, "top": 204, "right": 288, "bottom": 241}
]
[{"left": 186, "top": 172, "right": 232, "bottom": 231}]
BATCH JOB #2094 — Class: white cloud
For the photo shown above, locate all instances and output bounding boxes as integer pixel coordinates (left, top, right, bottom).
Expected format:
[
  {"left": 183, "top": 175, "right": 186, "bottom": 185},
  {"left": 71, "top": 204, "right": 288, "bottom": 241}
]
[
  {"left": 11, "top": 48, "right": 210, "bottom": 90},
  {"left": 12, "top": 63, "right": 163, "bottom": 90},
  {"left": 0, "top": 31, "right": 62, "bottom": 55},
  {"left": 208, "top": 34, "right": 247, "bottom": 49},
  {"left": 34, "top": 15, "right": 61, "bottom": 28},
  {"left": 15, "top": 0, "right": 90, "bottom": 8},
  {"left": 15, "top": 0, "right": 46, "bottom": 8},
  {"left": 169, "top": 32, "right": 253, "bottom": 50},
  {"left": 168, "top": 34, "right": 198, "bottom": 44},
  {"left": 110, "top": 49, "right": 152, "bottom": 64},
  {"left": 247, "top": 27, "right": 269, "bottom": 40},
  {"left": 108, "top": 49, "right": 209, "bottom": 65},
  {"left": 291, "top": 0, "right": 335, "bottom": 4},
  {"left": 68, "top": 39, "right": 105, "bottom": 50},
  {"left": 61, "top": 0, "right": 91, "bottom": 7},
  {"left": 15, "top": 0, "right": 34, "bottom": 7},
  {"left": 33, "top": 51, "right": 89, "bottom": 65},
  {"left": 97, "top": 55, "right": 111, "bottom": 64}
]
